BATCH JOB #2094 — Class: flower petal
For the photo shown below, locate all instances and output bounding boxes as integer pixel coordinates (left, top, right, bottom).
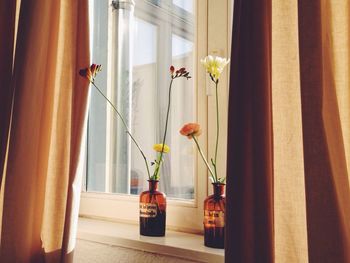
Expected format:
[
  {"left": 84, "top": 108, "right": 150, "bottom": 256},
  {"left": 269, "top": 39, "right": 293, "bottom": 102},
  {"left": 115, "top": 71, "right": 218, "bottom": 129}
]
[
  {"left": 180, "top": 123, "right": 201, "bottom": 138},
  {"left": 153, "top": 143, "right": 170, "bottom": 153},
  {"left": 201, "top": 55, "right": 230, "bottom": 81}
]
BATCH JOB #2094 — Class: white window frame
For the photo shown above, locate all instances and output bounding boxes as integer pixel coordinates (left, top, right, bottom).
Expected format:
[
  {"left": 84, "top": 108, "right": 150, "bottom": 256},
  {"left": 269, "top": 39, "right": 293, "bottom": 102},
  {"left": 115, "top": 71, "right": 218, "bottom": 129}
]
[{"left": 79, "top": 0, "right": 232, "bottom": 233}]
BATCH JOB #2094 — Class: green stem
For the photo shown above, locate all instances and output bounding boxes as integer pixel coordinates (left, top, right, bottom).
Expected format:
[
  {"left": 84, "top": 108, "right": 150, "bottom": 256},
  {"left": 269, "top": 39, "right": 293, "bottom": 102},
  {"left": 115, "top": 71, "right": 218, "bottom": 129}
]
[
  {"left": 213, "top": 80, "right": 219, "bottom": 182},
  {"left": 152, "top": 153, "right": 161, "bottom": 180},
  {"left": 127, "top": 131, "right": 151, "bottom": 180},
  {"left": 153, "top": 78, "right": 174, "bottom": 179},
  {"left": 192, "top": 135, "right": 216, "bottom": 182},
  {"left": 91, "top": 82, "right": 151, "bottom": 180}
]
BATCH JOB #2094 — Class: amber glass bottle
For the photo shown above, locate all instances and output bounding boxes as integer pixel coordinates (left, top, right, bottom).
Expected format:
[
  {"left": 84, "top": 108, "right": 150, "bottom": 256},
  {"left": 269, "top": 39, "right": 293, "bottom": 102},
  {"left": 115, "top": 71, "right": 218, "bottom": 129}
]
[
  {"left": 203, "top": 183, "right": 225, "bottom": 248},
  {"left": 139, "top": 180, "right": 166, "bottom": 236}
]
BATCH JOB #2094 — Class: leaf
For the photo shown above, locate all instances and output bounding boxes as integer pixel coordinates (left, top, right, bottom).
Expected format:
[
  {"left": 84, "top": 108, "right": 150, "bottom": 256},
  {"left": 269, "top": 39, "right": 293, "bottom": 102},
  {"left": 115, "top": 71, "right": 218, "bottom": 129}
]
[{"left": 218, "top": 177, "right": 226, "bottom": 183}]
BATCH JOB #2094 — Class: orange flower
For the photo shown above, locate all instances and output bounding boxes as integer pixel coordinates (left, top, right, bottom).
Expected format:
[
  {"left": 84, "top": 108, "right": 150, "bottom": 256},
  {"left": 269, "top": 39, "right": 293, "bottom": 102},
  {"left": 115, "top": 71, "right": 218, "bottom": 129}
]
[
  {"left": 180, "top": 123, "right": 202, "bottom": 139},
  {"left": 79, "top": 64, "right": 102, "bottom": 82}
]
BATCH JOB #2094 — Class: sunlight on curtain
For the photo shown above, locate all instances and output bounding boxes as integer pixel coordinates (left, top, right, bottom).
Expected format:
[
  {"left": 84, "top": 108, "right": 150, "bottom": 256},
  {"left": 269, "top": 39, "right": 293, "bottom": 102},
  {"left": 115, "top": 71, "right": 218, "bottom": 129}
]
[
  {"left": 272, "top": 0, "right": 308, "bottom": 261},
  {"left": 330, "top": 1, "right": 350, "bottom": 182},
  {"left": 0, "top": 0, "right": 90, "bottom": 261},
  {"left": 272, "top": 0, "right": 350, "bottom": 262}
]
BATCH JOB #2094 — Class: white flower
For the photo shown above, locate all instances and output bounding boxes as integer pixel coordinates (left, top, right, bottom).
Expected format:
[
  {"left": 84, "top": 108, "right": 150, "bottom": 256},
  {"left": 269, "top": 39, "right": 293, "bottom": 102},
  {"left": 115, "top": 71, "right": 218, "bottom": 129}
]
[{"left": 200, "top": 55, "right": 230, "bottom": 81}]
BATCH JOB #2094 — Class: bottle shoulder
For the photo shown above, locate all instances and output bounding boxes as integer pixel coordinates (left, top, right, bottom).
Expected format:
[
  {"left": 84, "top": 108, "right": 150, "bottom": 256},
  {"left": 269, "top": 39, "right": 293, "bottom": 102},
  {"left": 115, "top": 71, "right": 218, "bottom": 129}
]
[
  {"left": 204, "top": 194, "right": 226, "bottom": 204},
  {"left": 140, "top": 190, "right": 166, "bottom": 199}
]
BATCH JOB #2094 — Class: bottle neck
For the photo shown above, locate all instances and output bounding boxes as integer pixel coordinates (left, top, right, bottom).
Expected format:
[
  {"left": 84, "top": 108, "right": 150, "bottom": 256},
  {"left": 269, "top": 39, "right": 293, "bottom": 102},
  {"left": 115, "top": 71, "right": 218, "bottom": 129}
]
[
  {"left": 212, "top": 183, "right": 225, "bottom": 196},
  {"left": 148, "top": 180, "right": 159, "bottom": 192}
]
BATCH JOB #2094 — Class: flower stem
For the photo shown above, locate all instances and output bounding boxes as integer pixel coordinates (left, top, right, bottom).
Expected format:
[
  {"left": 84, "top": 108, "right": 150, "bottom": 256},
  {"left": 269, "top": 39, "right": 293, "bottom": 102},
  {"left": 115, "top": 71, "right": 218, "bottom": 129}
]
[
  {"left": 91, "top": 82, "right": 151, "bottom": 180},
  {"left": 213, "top": 80, "right": 219, "bottom": 182},
  {"left": 127, "top": 131, "right": 151, "bottom": 180},
  {"left": 153, "top": 78, "right": 174, "bottom": 180},
  {"left": 192, "top": 135, "right": 216, "bottom": 182}
]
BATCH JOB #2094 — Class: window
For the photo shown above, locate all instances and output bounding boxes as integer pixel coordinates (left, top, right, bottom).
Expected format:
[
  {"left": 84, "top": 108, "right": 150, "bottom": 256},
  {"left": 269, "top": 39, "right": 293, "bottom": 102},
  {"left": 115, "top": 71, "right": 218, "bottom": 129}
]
[{"left": 80, "top": 0, "right": 231, "bottom": 233}]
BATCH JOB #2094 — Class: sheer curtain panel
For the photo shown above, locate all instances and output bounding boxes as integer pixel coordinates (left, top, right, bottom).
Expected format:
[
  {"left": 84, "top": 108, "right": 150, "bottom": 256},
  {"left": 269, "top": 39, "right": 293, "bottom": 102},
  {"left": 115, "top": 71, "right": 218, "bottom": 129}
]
[{"left": 0, "top": 0, "right": 90, "bottom": 262}]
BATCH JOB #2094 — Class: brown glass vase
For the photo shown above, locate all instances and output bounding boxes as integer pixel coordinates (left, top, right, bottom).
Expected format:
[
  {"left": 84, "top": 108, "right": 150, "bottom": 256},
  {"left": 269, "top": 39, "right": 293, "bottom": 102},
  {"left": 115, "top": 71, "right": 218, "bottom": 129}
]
[
  {"left": 139, "top": 180, "right": 166, "bottom": 236},
  {"left": 203, "top": 183, "right": 225, "bottom": 248}
]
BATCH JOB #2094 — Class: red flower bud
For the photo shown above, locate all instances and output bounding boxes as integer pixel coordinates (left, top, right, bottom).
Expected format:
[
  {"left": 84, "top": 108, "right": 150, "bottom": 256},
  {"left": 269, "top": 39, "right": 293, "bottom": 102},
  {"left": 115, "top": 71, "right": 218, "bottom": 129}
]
[{"left": 79, "top": 63, "right": 102, "bottom": 82}]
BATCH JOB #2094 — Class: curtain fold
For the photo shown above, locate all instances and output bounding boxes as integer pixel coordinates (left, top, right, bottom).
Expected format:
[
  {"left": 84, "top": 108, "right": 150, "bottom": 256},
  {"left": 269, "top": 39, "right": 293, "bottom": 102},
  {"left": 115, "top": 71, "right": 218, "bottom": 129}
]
[
  {"left": 227, "top": 0, "right": 350, "bottom": 262},
  {"left": 0, "top": 0, "right": 17, "bottom": 185},
  {"left": 272, "top": 0, "right": 308, "bottom": 262},
  {"left": 0, "top": 0, "right": 90, "bottom": 262},
  {"left": 226, "top": 0, "right": 274, "bottom": 262},
  {"left": 298, "top": 1, "right": 350, "bottom": 262}
]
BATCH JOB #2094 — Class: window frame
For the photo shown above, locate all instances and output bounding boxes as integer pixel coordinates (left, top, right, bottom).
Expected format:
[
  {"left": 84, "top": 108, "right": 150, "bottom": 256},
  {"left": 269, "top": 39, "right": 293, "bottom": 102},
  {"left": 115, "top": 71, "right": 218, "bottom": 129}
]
[{"left": 79, "top": 0, "right": 232, "bottom": 233}]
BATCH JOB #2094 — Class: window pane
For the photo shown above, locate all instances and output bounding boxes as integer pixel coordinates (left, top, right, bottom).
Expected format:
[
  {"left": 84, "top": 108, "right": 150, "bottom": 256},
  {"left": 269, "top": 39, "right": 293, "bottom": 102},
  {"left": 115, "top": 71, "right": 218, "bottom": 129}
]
[
  {"left": 173, "top": 0, "right": 194, "bottom": 13},
  {"left": 87, "top": 0, "right": 195, "bottom": 199},
  {"left": 87, "top": 0, "right": 109, "bottom": 192},
  {"left": 133, "top": 18, "right": 157, "bottom": 66},
  {"left": 168, "top": 34, "right": 195, "bottom": 199},
  {"left": 131, "top": 18, "right": 158, "bottom": 194}
]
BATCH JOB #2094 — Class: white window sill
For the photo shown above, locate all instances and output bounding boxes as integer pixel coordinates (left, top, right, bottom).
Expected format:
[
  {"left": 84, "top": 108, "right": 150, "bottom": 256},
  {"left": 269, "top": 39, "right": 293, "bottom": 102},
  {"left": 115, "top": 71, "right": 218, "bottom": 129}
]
[{"left": 77, "top": 217, "right": 224, "bottom": 263}]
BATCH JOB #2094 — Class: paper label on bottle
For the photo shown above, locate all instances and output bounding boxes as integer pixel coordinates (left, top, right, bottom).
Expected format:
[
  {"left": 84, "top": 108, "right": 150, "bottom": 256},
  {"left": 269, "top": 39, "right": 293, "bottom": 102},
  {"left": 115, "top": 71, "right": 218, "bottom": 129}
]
[
  {"left": 204, "top": 210, "right": 225, "bottom": 227},
  {"left": 140, "top": 203, "right": 158, "bottom": 218}
]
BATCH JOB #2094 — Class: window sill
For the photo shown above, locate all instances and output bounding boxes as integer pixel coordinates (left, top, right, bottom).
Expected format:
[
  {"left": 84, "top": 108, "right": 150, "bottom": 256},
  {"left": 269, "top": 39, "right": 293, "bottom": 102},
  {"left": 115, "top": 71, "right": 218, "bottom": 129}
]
[{"left": 77, "top": 217, "right": 224, "bottom": 263}]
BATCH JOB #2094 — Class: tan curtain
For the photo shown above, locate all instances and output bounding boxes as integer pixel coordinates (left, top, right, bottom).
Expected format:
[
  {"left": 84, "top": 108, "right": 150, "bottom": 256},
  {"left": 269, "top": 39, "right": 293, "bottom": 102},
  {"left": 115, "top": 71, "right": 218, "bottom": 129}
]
[
  {"left": 227, "top": 0, "right": 350, "bottom": 262},
  {"left": 0, "top": 0, "right": 90, "bottom": 262},
  {"left": 226, "top": 0, "right": 274, "bottom": 262},
  {"left": 0, "top": 0, "right": 17, "bottom": 187}
]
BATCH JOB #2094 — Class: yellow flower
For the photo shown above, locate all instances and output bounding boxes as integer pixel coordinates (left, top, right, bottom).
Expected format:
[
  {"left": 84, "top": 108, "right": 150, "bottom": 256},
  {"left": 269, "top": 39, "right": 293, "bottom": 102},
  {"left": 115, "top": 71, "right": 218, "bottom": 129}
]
[
  {"left": 153, "top": 144, "right": 170, "bottom": 153},
  {"left": 200, "top": 55, "right": 230, "bottom": 81}
]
